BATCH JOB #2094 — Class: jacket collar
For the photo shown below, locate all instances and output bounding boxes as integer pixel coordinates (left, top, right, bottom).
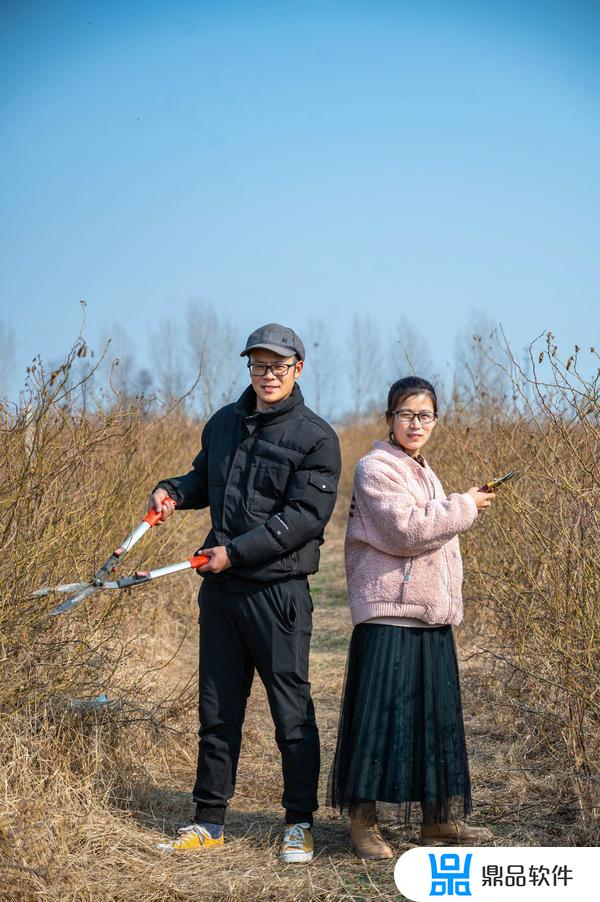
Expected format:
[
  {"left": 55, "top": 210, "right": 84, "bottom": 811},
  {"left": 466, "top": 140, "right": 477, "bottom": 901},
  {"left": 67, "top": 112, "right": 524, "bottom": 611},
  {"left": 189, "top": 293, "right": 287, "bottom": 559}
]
[
  {"left": 373, "top": 439, "right": 429, "bottom": 471},
  {"left": 236, "top": 382, "right": 304, "bottom": 426}
]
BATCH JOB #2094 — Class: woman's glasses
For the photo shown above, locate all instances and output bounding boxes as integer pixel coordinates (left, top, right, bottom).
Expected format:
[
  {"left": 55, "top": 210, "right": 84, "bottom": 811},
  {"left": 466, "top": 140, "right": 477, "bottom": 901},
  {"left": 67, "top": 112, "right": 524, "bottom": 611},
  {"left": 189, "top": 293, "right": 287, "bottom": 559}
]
[{"left": 392, "top": 410, "right": 437, "bottom": 426}]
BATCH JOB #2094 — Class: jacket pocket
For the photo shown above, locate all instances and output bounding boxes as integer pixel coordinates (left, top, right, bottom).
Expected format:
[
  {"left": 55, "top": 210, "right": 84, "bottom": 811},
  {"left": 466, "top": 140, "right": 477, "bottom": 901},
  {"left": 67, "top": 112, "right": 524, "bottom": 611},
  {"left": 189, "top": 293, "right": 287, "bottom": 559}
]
[
  {"left": 307, "top": 472, "right": 337, "bottom": 522},
  {"left": 308, "top": 472, "right": 336, "bottom": 494}
]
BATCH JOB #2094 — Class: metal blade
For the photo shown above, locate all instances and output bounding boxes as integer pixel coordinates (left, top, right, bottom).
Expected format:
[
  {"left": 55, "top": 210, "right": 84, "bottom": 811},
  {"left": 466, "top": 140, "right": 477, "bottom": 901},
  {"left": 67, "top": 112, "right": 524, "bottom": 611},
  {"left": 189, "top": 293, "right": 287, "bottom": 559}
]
[
  {"left": 494, "top": 469, "right": 517, "bottom": 487},
  {"left": 44, "top": 513, "right": 158, "bottom": 617},
  {"left": 31, "top": 582, "right": 90, "bottom": 598},
  {"left": 50, "top": 584, "right": 100, "bottom": 616}
]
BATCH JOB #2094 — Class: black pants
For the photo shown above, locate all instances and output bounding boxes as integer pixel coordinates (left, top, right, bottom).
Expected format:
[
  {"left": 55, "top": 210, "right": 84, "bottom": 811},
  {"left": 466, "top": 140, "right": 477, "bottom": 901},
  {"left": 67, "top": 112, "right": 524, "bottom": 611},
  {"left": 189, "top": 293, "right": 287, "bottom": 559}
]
[{"left": 192, "top": 577, "right": 320, "bottom": 826}]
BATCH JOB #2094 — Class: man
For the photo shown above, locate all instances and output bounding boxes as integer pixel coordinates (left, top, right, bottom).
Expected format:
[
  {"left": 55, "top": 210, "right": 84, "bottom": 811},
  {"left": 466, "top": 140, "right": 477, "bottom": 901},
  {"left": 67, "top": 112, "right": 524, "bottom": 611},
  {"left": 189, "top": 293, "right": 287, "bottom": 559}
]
[{"left": 152, "top": 323, "right": 341, "bottom": 862}]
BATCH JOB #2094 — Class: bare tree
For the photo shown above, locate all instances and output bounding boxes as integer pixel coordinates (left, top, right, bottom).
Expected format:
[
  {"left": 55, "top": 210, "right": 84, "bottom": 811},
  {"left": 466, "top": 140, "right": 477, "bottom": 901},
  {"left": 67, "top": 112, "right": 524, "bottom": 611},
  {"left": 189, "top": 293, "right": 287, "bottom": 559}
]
[
  {"left": 0, "top": 320, "right": 16, "bottom": 400},
  {"left": 453, "top": 310, "right": 511, "bottom": 409},
  {"left": 132, "top": 367, "right": 154, "bottom": 399},
  {"left": 186, "top": 300, "right": 240, "bottom": 418},
  {"left": 346, "top": 312, "right": 382, "bottom": 417},
  {"left": 389, "top": 316, "right": 435, "bottom": 380},
  {"left": 61, "top": 345, "right": 95, "bottom": 411},
  {"left": 303, "top": 317, "right": 338, "bottom": 420},
  {"left": 149, "top": 317, "right": 186, "bottom": 406},
  {"left": 95, "top": 325, "right": 139, "bottom": 402}
]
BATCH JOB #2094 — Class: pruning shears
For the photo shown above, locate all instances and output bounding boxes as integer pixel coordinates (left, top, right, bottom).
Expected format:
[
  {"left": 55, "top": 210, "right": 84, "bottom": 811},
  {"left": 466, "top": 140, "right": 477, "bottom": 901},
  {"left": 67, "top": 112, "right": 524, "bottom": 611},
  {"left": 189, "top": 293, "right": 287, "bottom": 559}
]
[
  {"left": 32, "top": 498, "right": 209, "bottom": 615},
  {"left": 479, "top": 469, "right": 517, "bottom": 493}
]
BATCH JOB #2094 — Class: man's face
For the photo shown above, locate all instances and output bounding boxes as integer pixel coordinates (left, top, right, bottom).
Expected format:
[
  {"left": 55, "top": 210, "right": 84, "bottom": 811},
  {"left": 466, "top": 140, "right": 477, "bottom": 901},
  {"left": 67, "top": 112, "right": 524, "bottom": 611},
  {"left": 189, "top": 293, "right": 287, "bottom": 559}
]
[{"left": 248, "top": 349, "right": 304, "bottom": 410}]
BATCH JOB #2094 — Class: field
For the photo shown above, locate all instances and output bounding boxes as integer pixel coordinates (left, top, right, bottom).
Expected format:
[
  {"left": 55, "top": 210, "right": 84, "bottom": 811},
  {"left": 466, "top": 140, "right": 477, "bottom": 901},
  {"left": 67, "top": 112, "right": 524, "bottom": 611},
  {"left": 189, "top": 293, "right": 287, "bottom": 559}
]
[
  {"left": 2, "top": 532, "right": 591, "bottom": 902},
  {"left": 1, "top": 339, "right": 598, "bottom": 899}
]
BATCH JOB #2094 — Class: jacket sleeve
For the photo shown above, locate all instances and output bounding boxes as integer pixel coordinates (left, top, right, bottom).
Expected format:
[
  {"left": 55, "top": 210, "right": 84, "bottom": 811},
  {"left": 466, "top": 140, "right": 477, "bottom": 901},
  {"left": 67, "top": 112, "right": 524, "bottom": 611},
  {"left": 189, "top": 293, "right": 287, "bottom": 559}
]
[
  {"left": 354, "top": 457, "right": 478, "bottom": 556},
  {"left": 153, "top": 421, "right": 211, "bottom": 511},
  {"left": 227, "top": 430, "right": 342, "bottom": 568}
]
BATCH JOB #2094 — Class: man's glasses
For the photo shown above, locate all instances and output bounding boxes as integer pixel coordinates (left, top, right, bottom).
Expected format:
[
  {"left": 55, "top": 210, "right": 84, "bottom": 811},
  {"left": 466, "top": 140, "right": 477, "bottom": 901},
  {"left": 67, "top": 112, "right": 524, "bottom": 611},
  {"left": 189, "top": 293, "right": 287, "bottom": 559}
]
[
  {"left": 392, "top": 410, "right": 437, "bottom": 426},
  {"left": 247, "top": 362, "right": 297, "bottom": 378}
]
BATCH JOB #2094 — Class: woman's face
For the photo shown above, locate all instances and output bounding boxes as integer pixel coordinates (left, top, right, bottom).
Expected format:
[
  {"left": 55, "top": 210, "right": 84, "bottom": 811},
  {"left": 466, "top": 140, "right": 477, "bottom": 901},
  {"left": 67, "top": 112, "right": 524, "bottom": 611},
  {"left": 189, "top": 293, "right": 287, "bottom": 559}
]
[{"left": 388, "top": 392, "right": 436, "bottom": 457}]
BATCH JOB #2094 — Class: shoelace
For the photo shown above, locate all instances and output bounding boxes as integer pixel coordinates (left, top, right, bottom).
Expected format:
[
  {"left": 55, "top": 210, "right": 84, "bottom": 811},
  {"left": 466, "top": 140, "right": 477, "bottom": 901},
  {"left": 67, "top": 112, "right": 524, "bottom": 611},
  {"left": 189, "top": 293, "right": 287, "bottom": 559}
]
[{"left": 283, "top": 824, "right": 308, "bottom": 849}]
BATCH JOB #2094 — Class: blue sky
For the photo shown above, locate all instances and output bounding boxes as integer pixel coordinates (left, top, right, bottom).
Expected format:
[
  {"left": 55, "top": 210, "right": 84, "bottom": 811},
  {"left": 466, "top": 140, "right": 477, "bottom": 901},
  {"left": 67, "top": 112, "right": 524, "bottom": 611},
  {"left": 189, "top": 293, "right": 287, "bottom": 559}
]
[{"left": 1, "top": 0, "right": 598, "bottom": 407}]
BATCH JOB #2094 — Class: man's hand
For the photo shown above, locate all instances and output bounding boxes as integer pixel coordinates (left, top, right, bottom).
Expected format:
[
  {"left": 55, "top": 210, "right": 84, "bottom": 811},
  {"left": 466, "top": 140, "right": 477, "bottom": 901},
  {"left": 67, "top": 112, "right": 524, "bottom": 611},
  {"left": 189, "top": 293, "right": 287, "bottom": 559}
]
[
  {"left": 196, "top": 546, "right": 232, "bottom": 574},
  {"left": 148, "top": 488, "right": 176, "bottom": 524}
]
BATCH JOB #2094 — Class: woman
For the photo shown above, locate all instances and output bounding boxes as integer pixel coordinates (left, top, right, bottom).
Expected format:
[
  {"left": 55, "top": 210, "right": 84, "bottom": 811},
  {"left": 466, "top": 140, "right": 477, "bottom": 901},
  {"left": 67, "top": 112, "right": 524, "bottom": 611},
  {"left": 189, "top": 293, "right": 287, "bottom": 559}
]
[{"left": 329, "top": 376, "right": 495, "bottom": 858}]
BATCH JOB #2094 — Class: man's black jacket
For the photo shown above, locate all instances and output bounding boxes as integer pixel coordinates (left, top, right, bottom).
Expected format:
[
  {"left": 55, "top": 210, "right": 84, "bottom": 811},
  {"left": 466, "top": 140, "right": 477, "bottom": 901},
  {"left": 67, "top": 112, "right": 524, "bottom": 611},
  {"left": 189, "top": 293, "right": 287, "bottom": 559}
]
[{"left": 155, "top": 383, "right": 341, "bottom": 590}]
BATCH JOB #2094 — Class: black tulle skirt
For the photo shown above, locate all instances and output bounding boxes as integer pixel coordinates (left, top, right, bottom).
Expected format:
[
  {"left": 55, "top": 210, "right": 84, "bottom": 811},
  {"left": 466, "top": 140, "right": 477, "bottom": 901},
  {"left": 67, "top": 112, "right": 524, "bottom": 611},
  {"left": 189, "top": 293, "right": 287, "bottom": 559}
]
[{"left": 327, "top": 623, "right": 472, "bottom": 822}]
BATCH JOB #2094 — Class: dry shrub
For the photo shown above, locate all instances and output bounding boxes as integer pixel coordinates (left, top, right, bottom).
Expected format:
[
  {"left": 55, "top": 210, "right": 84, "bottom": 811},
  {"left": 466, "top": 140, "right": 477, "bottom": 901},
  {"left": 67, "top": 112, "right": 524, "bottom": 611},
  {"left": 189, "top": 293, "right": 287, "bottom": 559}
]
[
  {"left": 0, "top": 343, "right": 210, "bottom": 895},
  {"left": 431, "top": 334, "right": 600, "bottom": 831},
  {"left": 0, "top": 340, "right": 207, "bottom": 714}
]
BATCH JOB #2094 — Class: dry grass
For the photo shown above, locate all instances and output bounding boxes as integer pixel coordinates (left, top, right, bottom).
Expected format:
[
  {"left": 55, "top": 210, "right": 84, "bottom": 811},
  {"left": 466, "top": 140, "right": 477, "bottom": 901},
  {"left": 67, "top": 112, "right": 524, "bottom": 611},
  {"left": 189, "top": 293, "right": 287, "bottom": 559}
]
[
  {"left": 1, "top": 336, "right": 598, "bottom": 899},
  {"left": 1, "top": 537, "right": 592, "bottom": 901}
]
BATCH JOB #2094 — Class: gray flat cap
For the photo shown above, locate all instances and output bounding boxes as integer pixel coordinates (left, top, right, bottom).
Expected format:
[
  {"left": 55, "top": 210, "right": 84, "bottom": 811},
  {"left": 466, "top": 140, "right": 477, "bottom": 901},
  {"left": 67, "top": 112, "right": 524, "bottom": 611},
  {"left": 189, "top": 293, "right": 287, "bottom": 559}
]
[{"left": 240, "top": 323, "right": 306, "bottom": 361}]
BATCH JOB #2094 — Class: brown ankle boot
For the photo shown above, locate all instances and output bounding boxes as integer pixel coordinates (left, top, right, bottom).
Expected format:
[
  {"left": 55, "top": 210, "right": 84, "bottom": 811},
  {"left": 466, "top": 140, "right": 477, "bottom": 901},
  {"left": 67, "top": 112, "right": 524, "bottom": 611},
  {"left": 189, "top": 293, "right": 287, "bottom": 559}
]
[
  {"left": 421, "top": 817, "right": 493, "bottom": 846},
  {"left": 350, "top": 801, "right": 394, "bottom": 860}
]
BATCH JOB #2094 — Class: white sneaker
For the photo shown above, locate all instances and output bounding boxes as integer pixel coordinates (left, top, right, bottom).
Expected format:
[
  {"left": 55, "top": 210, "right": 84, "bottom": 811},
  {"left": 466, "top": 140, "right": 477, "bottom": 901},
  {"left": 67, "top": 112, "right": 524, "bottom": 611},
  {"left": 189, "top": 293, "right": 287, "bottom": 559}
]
[{"left": 279, "top": 822, "right": 314, "bottom": 863}]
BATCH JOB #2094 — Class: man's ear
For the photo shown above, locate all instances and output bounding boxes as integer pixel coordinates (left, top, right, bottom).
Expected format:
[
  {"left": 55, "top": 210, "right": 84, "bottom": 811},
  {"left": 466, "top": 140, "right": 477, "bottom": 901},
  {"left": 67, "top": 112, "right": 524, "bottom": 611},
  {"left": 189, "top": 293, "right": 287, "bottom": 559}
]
[{"left": 294, "top": 360, "right": 304, "bottom": 380}]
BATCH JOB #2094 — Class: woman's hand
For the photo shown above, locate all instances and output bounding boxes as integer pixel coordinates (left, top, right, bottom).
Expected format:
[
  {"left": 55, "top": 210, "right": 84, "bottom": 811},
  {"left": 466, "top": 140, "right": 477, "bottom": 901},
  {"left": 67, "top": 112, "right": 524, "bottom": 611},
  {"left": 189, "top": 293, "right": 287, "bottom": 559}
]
[{"left": 468, "top": 488, "right": 496, "bottom": 512}]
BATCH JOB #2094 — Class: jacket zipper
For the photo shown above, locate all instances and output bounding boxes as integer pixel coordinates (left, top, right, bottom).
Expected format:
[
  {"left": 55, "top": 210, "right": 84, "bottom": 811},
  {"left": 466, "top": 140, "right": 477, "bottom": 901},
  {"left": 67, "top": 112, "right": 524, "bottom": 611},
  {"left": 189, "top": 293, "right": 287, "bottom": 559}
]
[
  {"left": 425, "top": 467, "right": 437, "bottom": 500},
  {"left": 402, "top": 559, "right": 413, "bottom": 602},
  {"left": 426, "top": 465, "right": 452, "bottom": 620},
  {"left": 442, "top": 547, "right": 452, "bottom": 621},
  {"left": 222, "top": 428, "right": 258, "bottom": 539}
]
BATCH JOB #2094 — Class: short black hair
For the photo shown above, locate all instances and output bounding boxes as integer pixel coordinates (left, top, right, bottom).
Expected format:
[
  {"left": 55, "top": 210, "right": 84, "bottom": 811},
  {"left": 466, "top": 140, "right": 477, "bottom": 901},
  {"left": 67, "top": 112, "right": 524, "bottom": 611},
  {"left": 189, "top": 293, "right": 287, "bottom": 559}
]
[{"left": 386, "top": 376, "right": 438, "bottom": 417}]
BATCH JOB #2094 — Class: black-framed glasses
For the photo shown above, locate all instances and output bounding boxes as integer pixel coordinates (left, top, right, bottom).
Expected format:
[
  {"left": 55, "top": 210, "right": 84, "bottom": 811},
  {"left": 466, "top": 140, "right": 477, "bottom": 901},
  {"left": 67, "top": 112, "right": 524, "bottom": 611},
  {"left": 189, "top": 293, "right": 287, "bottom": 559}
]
[
  {"left": 392, "top": 409, "right": 437, "bottom": 425},
  {"left": 247, "top": 361, "right": 297, "bottom": 378}
]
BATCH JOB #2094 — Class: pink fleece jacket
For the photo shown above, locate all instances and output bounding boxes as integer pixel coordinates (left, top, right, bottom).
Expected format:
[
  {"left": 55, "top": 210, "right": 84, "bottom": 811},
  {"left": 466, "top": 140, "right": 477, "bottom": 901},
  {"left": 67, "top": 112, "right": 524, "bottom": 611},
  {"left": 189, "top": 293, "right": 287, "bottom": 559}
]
[{"left": 345, "top": 441, "right": 479, "bottom": 627}]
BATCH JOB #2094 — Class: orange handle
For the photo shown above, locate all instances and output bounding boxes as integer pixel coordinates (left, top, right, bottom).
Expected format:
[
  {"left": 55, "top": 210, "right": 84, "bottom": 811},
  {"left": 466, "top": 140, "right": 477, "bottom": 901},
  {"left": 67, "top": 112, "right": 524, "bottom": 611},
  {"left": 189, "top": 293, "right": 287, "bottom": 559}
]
[
  {"left": 189, "top": 554, "right": 210, "bottom": 569},
  {"left": 144, "top": 496, "right": 176, "bottom": 527}
]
